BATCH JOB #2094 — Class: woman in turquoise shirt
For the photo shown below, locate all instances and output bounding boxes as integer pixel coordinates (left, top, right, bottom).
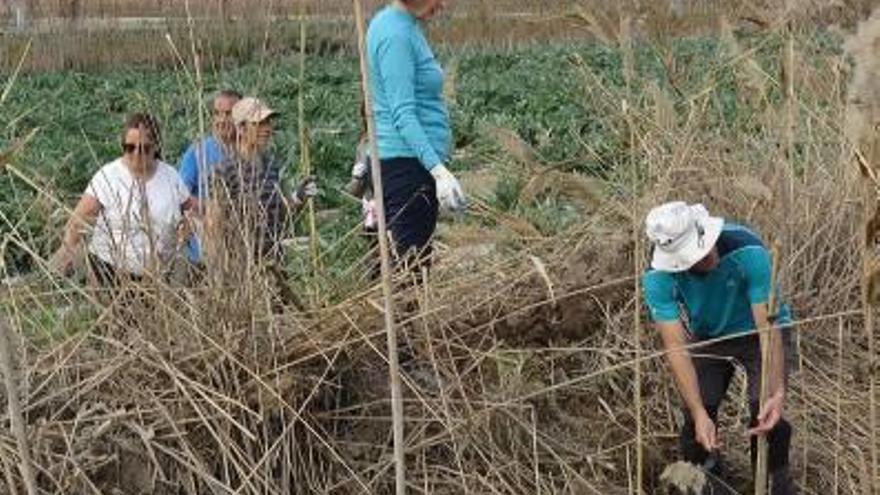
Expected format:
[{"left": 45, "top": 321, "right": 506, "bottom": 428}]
[{"left": 367, "top": 0, "right": 465, "bottom": 268}]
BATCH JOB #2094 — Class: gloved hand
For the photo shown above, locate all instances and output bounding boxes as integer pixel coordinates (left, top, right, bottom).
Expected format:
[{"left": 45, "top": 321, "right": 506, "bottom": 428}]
[
  {"left": 351, "top": 159, "right": 369, "bottom": 179},
  {"left": 291, "top": 176, "right": 319, "bottom": 206},
  {"left": 430, "top": 164, "right": 466, "bottom": 213},
  {"left": 347, "top": 159, "right": 370, "bottom": 197}
]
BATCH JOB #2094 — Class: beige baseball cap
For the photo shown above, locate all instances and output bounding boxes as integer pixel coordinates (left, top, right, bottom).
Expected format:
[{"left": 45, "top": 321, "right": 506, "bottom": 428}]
[{"left": 231, "top": 97, "right": 277, "bottom": 125}]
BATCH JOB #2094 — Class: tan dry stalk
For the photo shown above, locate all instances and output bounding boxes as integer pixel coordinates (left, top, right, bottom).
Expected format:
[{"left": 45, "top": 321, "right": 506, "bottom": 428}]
[
  {"left": 567, "top": 5, "right": 614, "bottom": 45},
  {"left": 352, "top": 1, "right": 407, "bottom": 494},
  {"left": 863, "top": 182, "right": 879, "bottom": 495},
  {"left": 619, "top": 16, "right": 635, "bottom": 93},
  {"left": 182, "top": 0, "right": 208, "bottom": 288},
  {"left": 632, "top": 200, "right": 644, "bottom": 495},
  {"left": 298, "top": 8, "right": 321, "bottom": 279},
  {"left": 0, "top": 38, "right": 31, "bottom": 107},
  {"left": 618, "top": 13, "right": 642, "bottom": 489},
  {"left": 755, "top": 242, "right": 781, "bottom": 495},
  {"left": 835, "top": 316, "right": 844, "bottom": 494},
  {"left": 0, "top": 316, "right": 37, "bottom": 495},
  {"left": 528, "top": 255, "right": 556, "bottom": 306},
  {"left": 797, "top": 308, "right": 809, "bottom": 490},
  {"left": 443, "top": 56, "right": 459, "bottom": 108},
  {"left": 647, "top": 81, "right": 676, "bottom": 134},
  {"left": 782, "top": 15, "right": 796, "bottom": 259},
  {"left": 0, "top": 128, "right": 40, "bottom": 173},
  {"left": 622, "top": 95, "right": 644, "bottom": 495},
  {"left": 846, "top": 8, "right": 880, "bottom": 489},
  {"left": 1, "top": 452, "right": 19, "bottom": 495}
]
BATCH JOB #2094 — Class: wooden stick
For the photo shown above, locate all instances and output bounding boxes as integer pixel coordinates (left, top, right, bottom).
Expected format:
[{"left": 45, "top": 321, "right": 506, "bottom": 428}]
[
  {"left": 0, "top": 38, "right": 31, "bottom": 107},
  {"left": 755, "top": 241, "right": 780, "bottom": 495},
  {"left": 622, "top": 95, "right": 643, "bottom": 495},
  {"left": 351, "top": 2, "right": 407, "bottom": 494},
  {"left": 298, "top": 7, "right": 321, "bottom": 278},
  {"left": 0, "top": 315, "right": 38, "bottom": 495},
  {"left": 618, "top": 13, "right": 642, "bottom": 490},
  {"left": 834, "top": 316, "right": 844, "bottom": 494},
  {"left": 863, "top": 163, "right": 879, "bottom": 495}
]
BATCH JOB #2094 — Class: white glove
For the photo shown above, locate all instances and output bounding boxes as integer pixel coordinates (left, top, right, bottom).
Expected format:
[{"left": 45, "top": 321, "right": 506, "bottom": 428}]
[
  {"left": 291, "top": 176, "right": 319, "bottom": 205},
  {"left": 430, "top": 164, "right": 466, "bottom": 213},
  {"left": 351, "top": 160, "right": 368, "bottom": 179}
]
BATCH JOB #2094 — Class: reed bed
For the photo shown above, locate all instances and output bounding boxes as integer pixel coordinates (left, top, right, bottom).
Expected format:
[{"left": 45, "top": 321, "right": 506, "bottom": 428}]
[{"left": 0, "top": 1, "right": 879, "bottom": 494}]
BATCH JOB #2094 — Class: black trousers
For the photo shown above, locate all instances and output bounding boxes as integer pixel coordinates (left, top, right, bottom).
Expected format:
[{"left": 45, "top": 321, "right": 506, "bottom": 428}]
[
  {"left": 681, "top": 332, "right": 792, "bottom": 474},
  {"left": 379, "top": 157, "right": 438, "bottom": 270},
  {"left": 87, "top": 254, "right": 142, "bottom": 287}
]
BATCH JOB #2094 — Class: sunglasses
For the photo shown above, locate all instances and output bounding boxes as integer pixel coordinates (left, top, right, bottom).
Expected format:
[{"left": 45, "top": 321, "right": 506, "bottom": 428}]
[{"left": 123, "top": 143, "right": 155, "bottom": 154}]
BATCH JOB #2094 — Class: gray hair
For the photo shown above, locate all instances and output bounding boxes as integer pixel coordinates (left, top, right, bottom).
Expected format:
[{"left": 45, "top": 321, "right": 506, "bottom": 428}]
[{"left": 212, "top": 89, "right": 242, "bottom": 102}]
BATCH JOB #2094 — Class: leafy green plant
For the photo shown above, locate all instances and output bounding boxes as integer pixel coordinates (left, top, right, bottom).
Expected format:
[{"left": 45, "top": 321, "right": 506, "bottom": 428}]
[{"left": 1, "top": 33, "right": 835, "bottom": 276}]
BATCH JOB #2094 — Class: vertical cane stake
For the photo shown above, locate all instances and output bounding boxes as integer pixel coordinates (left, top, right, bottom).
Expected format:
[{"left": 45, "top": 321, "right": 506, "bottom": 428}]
[{"left": 352, "top": 2, "right": 407, "bottom": 493}]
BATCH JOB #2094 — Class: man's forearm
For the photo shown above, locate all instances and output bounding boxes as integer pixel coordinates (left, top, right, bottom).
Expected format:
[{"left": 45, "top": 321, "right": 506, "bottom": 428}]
[{"left": 667, "top": 348, "right": 706, "bottom": 419}]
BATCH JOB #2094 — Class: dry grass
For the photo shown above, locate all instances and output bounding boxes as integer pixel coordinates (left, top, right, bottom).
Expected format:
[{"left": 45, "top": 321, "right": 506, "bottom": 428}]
[
  {"left": 0, "top": 3, "right": 879, "bottom": 495},
  {"left": 10, "top": 0, "right": 568, "bottom": 19},
  {"left": 5, "top": 0, "right": 880, "bottom": 72},
  {"left": 846, "top": 7, "right": 880, "bottom": 489}
]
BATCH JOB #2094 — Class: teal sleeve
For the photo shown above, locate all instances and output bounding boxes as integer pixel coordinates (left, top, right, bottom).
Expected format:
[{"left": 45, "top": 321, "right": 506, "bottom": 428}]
[
  {"left": 376, "top": 33, "right": 443, "bottom": 170},
  {"left": 737, "top": 246, "right": 772, "bottom": 305},
  {"left": 643, "top": 271, "right": 680, "bottom": 323}
]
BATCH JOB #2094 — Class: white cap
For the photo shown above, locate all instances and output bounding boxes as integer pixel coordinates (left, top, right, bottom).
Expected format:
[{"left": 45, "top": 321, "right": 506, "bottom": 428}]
[
  {"left": 231, "top": 97, "right": 276, "bottom": 126},
  {"left": 645, "top": 201, "right": 724, "bottom": 272}
]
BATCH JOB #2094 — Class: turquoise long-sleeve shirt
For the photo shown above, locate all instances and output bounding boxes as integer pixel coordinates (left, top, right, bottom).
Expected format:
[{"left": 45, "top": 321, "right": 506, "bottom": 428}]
[{"left": 367, "top": 5, "right": 451, "bottom": 170}]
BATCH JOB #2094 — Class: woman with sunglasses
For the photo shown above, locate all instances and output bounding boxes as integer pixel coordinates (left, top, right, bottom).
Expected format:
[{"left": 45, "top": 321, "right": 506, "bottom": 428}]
[{"left": 50, "top": 113, "right": 197, "bottom": 285}]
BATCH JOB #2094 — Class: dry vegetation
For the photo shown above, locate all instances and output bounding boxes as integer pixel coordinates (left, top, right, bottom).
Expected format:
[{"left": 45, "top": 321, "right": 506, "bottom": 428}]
[
  {"left": 1, "top": 1, "right": 880, "bottom": 494},
  {"left": 5, "top": 0, "right": 565, "bottom": 18},
  {"left": 3, "top": 0, "right": 880, "bottom": 72}
]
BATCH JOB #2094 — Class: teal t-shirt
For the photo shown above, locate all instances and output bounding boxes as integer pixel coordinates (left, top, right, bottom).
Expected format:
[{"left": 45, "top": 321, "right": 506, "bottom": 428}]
[
  {"left": 367, "top": 6, "right": 451, "bottom": 170},
  {"left": 642, "top": 223, "right": 792, "bottom": 339}
]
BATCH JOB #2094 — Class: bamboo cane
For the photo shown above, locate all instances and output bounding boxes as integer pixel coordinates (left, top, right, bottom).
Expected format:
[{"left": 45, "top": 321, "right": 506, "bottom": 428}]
[
  {"left": 298, "top": 8, "right": 321, "bottom": 277},
  {"left": 863, "top": 169, "right": 879, "bottom": 495},
  {"left": 352, "top": 2, "right": 407, "bottom": 494},
  {"left": 755, "top": 242, "right": 780, "bottom": 495},
  {"left": 835, "top": 316, "right": 844, "bottom": 494},
  {"left": 619, "top": 15, "right": 642, "bottom": 490},
  {"left": 622, "top": 95, "right": 643, "bottom": 495},
  {"left": 0, "top": 315, "right": 37, "bottom": 495}
]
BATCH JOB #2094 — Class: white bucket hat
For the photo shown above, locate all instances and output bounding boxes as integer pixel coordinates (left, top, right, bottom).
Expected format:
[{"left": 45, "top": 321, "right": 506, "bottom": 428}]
[{"left": 645, "top": 201, "right": 724, "bottom": 272}]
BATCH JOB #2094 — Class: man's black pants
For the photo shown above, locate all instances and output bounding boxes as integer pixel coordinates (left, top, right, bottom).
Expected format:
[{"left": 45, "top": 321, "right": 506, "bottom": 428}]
[{"left": 680, "top": 332, "right": 792, "bottom": 474}]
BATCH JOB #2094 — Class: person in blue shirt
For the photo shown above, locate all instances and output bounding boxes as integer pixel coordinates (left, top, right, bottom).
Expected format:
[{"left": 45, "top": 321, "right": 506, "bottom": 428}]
[
  {"left": 366, "top": 0, "right": 465, "bottom": 269},
  {"left": 642, "top": 201, "right": 795, "bottom": 494},
  {"left": 178, "top": 89, "right": 241, "bottom": 265}
]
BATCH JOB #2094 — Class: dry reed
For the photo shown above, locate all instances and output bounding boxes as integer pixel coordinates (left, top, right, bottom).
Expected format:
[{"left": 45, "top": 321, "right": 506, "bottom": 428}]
[
  {"left": 1, "top": 3, "right": 879, "bottom": 495},
  {"left": 846, "top": 7, "right": 880, "bottom": 491}
]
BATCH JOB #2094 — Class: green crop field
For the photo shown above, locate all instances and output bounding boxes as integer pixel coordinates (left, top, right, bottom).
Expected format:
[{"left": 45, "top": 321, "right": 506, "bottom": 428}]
[{"left": 2, "top": 36, "right": 801, "bottom": 275}]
